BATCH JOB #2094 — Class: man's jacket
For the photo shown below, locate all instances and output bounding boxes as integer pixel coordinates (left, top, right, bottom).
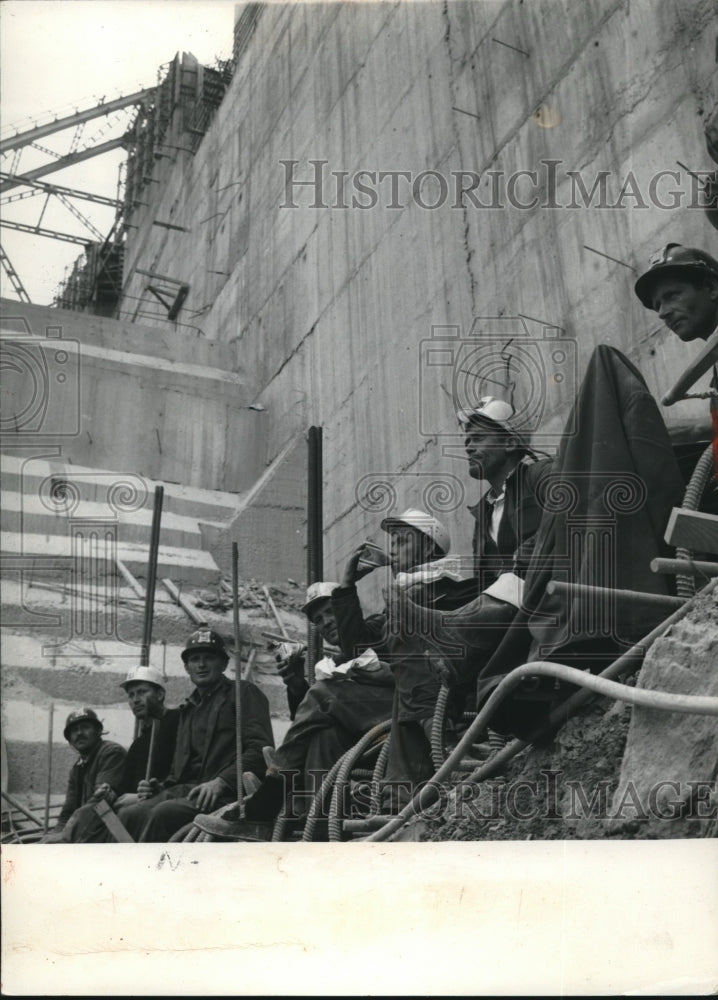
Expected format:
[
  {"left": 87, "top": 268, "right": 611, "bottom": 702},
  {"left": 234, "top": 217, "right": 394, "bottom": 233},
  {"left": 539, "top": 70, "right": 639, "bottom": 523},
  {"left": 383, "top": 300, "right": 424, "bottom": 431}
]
[
  {"left": 164, "top": 675, "right": 273, "bottom": 794},
  {"left": 57, "top": 739, "right": 126, "bottom": 828},
  {"left": 469, "top": 457, "right": 553, "bottom": 590},
  {"left": 332, "top": 577, "right": 471, "bottom": 723},
  {"left": 117, "top": 708, "right": 180, "bottom": 795}
]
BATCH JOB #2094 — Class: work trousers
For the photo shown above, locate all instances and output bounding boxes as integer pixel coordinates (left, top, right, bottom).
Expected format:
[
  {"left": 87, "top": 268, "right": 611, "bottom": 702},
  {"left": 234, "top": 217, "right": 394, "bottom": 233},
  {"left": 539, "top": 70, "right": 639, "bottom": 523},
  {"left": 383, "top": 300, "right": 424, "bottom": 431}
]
[
  {"left": 118, "top": 784, "right": 232, "bottom": 843},
  {"left": 273, "top": 678, "right": 394, "bottom": 774}
]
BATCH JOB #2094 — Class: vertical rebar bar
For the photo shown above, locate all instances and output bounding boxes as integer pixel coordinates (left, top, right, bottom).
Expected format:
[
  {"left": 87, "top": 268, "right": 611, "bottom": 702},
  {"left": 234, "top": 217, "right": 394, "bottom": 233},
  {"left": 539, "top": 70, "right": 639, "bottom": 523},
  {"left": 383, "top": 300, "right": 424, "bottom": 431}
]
[
  {"left": 44, "top": 703, "right": 54, "bottom": 833},
  {"left": 232, "top": 541, "right": 244, "bottom": 818},
  {"left": 306, "top": 426, "right": 324, "bottom": 683}
]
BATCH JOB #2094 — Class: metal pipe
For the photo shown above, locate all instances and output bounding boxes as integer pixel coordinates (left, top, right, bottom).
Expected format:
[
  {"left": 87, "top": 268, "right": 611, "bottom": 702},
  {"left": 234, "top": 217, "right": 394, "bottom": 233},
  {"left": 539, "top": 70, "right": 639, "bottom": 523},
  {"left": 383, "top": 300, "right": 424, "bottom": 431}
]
[
  {"left": 306, "top": 426, "right": 324, "bottom": 684},
  {"left": 44, "top": 703, "right": 54, "bottom": 833},
  {"left": 651, "top": 557, "right": 718, "bottom": 578},
  {"left": 145, "top": 720, "right": 159, "bottom": 782},
  {"left": 232, "top": 542, "right": 244, "bottom": 819},
  {"left": 141, "top": 486, "right": 164, "bottom": 666},
  {"left": 367, "top": 576, "right": 718, "bottom": 842},
  {"left": 546, "top": 580, "right": 685, "bottom": 609}
]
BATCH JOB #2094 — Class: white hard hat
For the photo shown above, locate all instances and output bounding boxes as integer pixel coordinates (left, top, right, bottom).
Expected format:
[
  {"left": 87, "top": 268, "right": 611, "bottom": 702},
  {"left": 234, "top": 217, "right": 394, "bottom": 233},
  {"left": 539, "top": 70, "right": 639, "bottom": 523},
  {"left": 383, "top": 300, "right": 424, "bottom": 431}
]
[
  {"left": 119, "top": 665, "right": 166, "bottom": 693},
  {"left": 380, "top": 508, "right": 451, "bottom": 556},
  {"left": 456, "top": 396, "right": 529, "bottom": 446},
  {"left": 301, "top": 581, "right": 339, "bottom": 618}
]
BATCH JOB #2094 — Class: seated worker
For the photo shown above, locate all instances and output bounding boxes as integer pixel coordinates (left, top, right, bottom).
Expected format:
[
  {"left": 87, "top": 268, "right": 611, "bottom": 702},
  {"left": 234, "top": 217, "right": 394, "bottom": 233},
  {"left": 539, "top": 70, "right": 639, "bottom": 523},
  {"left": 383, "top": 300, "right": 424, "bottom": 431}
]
[
  {"left": 239, "top": 581, "right": 395, "bottom": 823},
  {"left": 39, "top": 708, "right": 126, "bottom": 843},
  {"left": 390, "top": 398, "right": 552, "bottom": 694},
  {"left": 119, "top": 625, "right": 274, "bottom": 842},
  {"left": 633, "top": 243, "right": 718, "bottom": 346},
  {"left": 52, "top": 666, "right": 181, "bottom": 843},
  {"left": 330, "top": 508, "right": 474, "bottom": 803}
]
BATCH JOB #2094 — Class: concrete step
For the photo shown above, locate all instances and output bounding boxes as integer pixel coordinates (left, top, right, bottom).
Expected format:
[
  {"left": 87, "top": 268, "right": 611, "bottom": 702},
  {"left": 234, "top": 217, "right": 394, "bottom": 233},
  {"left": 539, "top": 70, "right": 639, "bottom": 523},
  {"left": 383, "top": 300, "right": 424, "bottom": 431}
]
[
  {"left": 0, "top": 490, "right": 204, "bottom": 550},
  {"left": 1, "top": 531, "right": 221, "bottom": 587},
  {"left": 0, "top": 453, "right": 240, "bottom": 523}
]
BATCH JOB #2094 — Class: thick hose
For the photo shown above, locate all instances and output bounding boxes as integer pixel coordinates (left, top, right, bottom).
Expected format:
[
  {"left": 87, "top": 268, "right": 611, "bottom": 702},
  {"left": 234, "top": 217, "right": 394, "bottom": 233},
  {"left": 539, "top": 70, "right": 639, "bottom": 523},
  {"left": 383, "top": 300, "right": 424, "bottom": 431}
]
[
  {"left": 676, "top": 444, "right": 714, "bottom": 599},
  {"left": 370, "top": 738, "right": 391, "bottom": 815},
  {"left": 430, "top": 685, "right": 451, "bottom": 769},
  {"left": 328, "top": 721, "right": 393, "bottom": 842},
  {"left": 366, "top": 577, "right": 718, "bottom": 842},
  {"left": 301, "top": 754, "right": 345, "bottom": 842}
]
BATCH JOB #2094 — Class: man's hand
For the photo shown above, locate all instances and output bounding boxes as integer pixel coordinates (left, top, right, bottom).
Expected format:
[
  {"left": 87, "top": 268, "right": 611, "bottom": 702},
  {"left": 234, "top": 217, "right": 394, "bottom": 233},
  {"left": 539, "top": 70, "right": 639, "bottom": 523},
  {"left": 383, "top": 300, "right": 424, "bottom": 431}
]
[
  {"left": 340, "top": 543, "right": 378, "bottom": 588},
  {"left": 275, "top": 644, "right": 306, "bottom": 683},
  {"left": 429, "top": 652, "right": 459, "bottom": 689},
  {"left": 114, "top": 793, "right": 139, "bottom": 809},
  {"left": 187, "top": 777, "right": 228, "bottom": 813},
  {"left": 92, "top": 782, "right": 117, "bottom": 806},
  {"left": 137, "top": 778, "right": 161, "bottom": 800}
]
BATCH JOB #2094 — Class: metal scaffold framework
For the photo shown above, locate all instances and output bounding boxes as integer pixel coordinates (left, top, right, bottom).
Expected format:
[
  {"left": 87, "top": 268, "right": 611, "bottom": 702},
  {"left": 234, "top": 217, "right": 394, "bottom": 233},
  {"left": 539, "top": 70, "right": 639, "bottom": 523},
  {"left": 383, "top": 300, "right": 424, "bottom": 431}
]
[{"left": 0, "top": 52, "right": 234, "bottom": 315}]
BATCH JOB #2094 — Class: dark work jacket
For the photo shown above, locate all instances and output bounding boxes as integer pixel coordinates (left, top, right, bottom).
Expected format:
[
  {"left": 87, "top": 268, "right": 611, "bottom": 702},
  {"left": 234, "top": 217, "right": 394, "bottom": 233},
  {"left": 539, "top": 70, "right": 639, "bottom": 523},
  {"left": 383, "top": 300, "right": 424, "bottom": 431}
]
[
  {"left": 118, "top": 708, "right": 180, "bottom": 794},
  {"left": 469, "top": 458, "right": 553, "bottom": 590},
  {"left": 331, "top": 578, "right": 472, "bottom": 723},
  {"left": 57, "top": 740, "right": 126, "bottom": 828},
  {"left": 481, "top": 345, "right": 685, "bottom": 737},
  {"left": 164, "top": 675, "right": 273, "bottom": 794}
]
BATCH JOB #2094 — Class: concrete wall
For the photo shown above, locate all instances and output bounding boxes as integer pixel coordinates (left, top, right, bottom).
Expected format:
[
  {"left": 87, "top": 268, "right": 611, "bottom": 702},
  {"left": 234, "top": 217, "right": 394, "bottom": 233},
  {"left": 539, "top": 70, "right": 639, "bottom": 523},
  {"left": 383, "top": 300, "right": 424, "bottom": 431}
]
[
  {"left": 0, "top": 302, "right": 264, "bottom": 492},
  {"left": 119, "top": 0, "right": 717, "bottom": 579}
]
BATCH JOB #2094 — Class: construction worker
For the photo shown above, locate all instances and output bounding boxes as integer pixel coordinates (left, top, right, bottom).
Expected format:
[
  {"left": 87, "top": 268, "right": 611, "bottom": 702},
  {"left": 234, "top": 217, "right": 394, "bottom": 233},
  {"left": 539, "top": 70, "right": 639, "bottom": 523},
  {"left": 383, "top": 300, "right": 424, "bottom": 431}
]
[
  {"left": 238, "top": 581, "right": 395, "bottom": 824},
  {"left": 45, "top": 667, "right": 180, "bottom": 843},
  {"left": 634, "top": 244, "right": 718, "bottom": 344},
  {"left": 39, "top": 709, "right": 126, "bottom": 843},
  {"left": 393, "top": 398, "right": 552, "bottom": 696},
  {"left": 119, "top": 626, "right": 274, "bottom": 842},
  {"left": 330, "top": 509, "right": 473, "bottom": 807}
]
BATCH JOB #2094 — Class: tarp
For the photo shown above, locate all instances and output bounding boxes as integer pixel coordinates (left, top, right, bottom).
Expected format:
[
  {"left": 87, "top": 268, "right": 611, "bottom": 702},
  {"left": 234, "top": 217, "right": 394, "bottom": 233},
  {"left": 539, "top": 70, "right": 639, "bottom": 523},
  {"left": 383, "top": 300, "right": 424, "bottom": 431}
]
[{"left": 481, "top": 345, "right": 685, "bottom": 735}]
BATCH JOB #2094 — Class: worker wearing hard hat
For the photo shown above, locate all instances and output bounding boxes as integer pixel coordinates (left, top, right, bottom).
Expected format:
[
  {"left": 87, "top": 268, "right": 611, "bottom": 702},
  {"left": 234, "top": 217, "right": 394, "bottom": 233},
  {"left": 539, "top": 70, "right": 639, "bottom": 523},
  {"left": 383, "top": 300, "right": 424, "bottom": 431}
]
[
  {"left": 634, "top": 244, "right": 718, "bottom": 344},
  {"left": 39, "top": 708, "right": 126, "bottom": 843},
  {"left": 42, "top": 668, "right": 180, "bottom": 843},
  {"left": 120, "top": 626, "right": 274, "bottom": 842},
  {"left": 328, "top": 507, "right": 473, "bottom": 807},
  {"left": 388, "top": 398, "right": 553, "bottom": 707},
  {"left": 238, "top": 581, "right": 395, "bottom": 826}
]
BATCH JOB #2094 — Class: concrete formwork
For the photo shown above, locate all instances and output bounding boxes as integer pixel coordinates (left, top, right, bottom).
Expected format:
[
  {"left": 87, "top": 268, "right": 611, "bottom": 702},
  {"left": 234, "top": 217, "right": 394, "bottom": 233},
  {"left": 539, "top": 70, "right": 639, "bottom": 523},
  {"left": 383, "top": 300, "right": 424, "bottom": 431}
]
[{"left": 116, "top": 0, "right": 716, "bottom": 585}]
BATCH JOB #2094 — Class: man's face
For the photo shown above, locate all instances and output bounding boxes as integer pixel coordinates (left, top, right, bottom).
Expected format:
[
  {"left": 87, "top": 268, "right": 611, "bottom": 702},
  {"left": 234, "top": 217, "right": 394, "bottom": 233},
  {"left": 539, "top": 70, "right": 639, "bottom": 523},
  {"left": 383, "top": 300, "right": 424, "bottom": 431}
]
[
  {"left": 67, "top": 721, "right": 102, "bottom": 756},
  {"left": 310, "top": 600, "right": 340, "bottom": 646},
  {"left": 184, "top": 650, "right": 227, "bottom": 690},
  {"left": 464, "top": 423, "right": 511, "bottom": 481},
  {"left": 651, "top": 278, "right": 718, "bottom": 342},
  {"left": 125, "top": 681, "right": 164, "bottom": 721},
  {"left": 388, "top": 526, "right": 426, "bottom": 574}
]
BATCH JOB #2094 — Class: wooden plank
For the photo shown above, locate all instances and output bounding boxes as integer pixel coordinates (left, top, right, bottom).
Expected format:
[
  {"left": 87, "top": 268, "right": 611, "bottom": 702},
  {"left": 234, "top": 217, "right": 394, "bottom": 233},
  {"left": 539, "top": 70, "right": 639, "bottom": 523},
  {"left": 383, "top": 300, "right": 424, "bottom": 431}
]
[
  {"left": 93, "top": 799, "right": 135, "bottom": 843},
  {"left": 664, "top": 507, "right": 718, "bottom": 555},
  {"left": 160, "top": 576, "right": 204, "bottom": 625}
]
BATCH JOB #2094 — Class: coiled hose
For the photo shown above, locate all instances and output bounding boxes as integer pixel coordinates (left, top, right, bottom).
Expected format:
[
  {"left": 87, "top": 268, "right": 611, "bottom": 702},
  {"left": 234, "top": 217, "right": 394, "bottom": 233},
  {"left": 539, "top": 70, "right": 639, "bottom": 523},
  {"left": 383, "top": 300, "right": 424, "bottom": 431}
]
[
  {"left": 430, "top": 685, "right": 451, "bottom": 769},
  {"left": 328, "top": 721, "right": 393, "bottom": 841},
  {"left": 366, "top": 576, "right": 718, "bottom": 843},
  {"left": 676, "top": 443, "right": 714, "bottom": 599},
  {"left": 370, "top": 738, "right": 391, "bottom": 815}
]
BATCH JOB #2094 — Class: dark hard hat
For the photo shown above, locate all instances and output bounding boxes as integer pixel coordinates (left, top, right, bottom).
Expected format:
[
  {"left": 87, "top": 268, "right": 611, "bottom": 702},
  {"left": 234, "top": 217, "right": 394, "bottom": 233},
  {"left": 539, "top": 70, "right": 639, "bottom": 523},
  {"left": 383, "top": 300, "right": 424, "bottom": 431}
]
[
  {"left": 181, "top": 623, "right": 229, "bottom": 663},
  {"left": 63, "top": 708, "right": 103, "bottom": 741},
  {"left": 634, "top": 244, "right": 718, "bottom": 309}
]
